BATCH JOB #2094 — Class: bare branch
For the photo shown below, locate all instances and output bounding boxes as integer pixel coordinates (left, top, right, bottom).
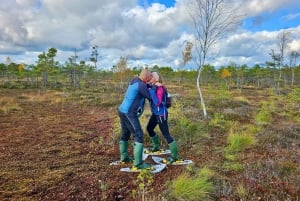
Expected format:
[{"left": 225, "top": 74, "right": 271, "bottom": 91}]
[{"left": 186, "top": 0, "right": 243, "bottom": 118}]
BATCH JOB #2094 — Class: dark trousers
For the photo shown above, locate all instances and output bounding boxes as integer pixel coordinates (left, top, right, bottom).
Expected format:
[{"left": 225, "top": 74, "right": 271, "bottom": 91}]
[
  {"left": 146, "top": 113, "right": 174, "bottom": 144},
  {"left": 118, "top": 111, "right": 144, "bottom": 143}
]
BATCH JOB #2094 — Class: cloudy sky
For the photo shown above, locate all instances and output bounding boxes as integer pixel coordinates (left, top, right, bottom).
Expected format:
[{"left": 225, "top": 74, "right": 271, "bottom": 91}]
[{"left": 1, "top": 0, "right": 300, "bottom": 70}]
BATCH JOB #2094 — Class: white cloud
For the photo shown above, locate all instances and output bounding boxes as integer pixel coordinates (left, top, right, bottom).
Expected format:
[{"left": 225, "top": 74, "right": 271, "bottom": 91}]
[
  {"left": 289, "top": 26, "right": 300, "bottom": 51},
  {"left": 209, "top": 25, "right": 300, "bottom": 67},
  {"left": 241, "top": 0, "right": 299, "bottom": 16},
  {"left": 282, "top": 13, "right": 300, "bottom": 21},
  {"left": 16, "top": 0, "right": 37, "bottom": 7}
]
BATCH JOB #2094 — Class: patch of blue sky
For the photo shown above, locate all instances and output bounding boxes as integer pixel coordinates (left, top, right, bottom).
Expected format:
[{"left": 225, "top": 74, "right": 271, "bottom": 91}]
[
  {"left": 138, "top": 0, "right": 176, "bottom": 8},
  {"left": 243, "top": 8, "right": 300, "bottom": 32}
]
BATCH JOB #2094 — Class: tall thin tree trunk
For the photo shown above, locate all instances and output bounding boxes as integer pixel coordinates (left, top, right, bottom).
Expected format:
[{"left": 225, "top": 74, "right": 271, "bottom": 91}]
[
  {"left": 197, "top": 67, "right": 207, "bottom": 118},
  {"left": 291, "top": 68, "right": 295, "bottom": 87}
]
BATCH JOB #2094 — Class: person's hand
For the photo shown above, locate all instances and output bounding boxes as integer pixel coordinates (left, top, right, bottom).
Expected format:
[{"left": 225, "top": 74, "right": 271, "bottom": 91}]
[
  {"left": 155, "top": 82, "right": 162, "bottom": 87},
  {"left": 137, "top": 107, "right": 143, "bottom": 117}
]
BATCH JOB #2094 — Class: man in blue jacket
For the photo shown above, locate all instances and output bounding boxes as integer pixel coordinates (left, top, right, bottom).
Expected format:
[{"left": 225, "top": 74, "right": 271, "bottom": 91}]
[{"left": 118, "top": 69, "right": 153, "bottom": 169}]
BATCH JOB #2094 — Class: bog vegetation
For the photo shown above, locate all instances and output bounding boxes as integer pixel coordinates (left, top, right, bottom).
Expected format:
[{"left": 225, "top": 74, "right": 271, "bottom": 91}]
[{"left": 0, "top": 53, "right": 299, "bottom": 200}]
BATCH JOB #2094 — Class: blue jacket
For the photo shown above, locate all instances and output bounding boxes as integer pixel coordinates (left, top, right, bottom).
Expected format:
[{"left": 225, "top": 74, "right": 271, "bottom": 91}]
[
  {"left": 119, "top": 77, "right": 151, "bottom": 116},
  {"left": 149, "top": 85, "right": 168, "bottom": 116}
]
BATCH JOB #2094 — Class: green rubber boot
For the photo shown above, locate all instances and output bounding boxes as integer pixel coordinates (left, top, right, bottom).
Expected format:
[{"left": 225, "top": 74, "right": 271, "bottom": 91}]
[
  {"left": 119, "top": 141, "right": 133, "bottom": 163},
  {"left": 133, "top": 142, "right": 151, "bottom": 169},
  {"left": 150, "top": 135, "right": 160, "bottom": 152},
  {"left": 168, "top": 141, "right": 179, "bottom": 163}
]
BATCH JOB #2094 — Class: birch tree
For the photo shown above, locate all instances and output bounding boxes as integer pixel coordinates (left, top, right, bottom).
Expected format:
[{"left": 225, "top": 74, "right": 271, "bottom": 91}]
[
  {"left": 115, "top": 56, "right": 129, "bottom": 85},
  {"left": 277, "top": 30, "right": 291, "bottom": 88},
  {"left": 187, "top": 0, "right": 242, "bottom": 118},
  {"left": 288, "top": 51, "right": 299, "bottom": 86}
]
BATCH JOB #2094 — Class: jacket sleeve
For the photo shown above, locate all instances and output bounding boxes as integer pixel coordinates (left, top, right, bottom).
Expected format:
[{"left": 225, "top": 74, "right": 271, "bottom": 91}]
[
  {"left": 149, "top": 88, "right": 159, "bottom": 106},
  {"left": 137, "top": 98, "right": 145, "bottom": 118},
  {"left": 149, "top": 86, "right": 163, "bottom": 106},
  {"left": 139, "top": 82, "right": 152, "bottom": 100}
]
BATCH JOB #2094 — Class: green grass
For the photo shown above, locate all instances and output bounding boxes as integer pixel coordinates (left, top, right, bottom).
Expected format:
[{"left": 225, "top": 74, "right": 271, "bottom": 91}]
[
  {"left": 169, "top": 168, "right": 214, "bottom": 201},
  {"left": 225, "top": 132, "right": 255, "bottom": 154},
  {"left": 0, "top": 96, "right": 21, "bottom": 114}
]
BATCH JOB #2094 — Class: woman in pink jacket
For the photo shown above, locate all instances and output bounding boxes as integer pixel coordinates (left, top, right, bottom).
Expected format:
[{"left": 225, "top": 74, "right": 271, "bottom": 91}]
[{"left": 147, "top": 72, "right": 179, "bottom": 163}]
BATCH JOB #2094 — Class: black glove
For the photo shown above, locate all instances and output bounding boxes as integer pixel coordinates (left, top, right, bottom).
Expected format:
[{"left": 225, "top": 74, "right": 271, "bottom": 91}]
[
  {"left": 146, "top": 83, "right": 152, "bottom": 88},
  {"left": 137, "top": 107, "right": 143, "bottom": 117}
]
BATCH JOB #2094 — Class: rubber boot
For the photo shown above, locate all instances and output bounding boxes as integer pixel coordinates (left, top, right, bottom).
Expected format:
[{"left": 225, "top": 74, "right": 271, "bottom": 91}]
[
  {"left": 150, "top": 135, "right": 160, "bottom": 152},
  {"left": 119, "top": 141, "right": 132, "bottom": 163},
  {"left": 133, "top": 142, "right": 151, "bottom": 169},
  {"left": 168, "top": 141, "right": 179, "bottom": 163}
]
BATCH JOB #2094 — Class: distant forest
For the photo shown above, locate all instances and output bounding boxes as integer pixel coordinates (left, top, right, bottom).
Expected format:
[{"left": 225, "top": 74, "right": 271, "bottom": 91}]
[{"left": 1, "top": 47, "right": 300, "bottom": 89}]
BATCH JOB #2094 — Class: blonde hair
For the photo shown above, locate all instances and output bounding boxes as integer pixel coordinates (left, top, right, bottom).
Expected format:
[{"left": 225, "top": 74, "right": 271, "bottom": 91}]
[{"left": 139, "top": 68, "right": 152, "bottom": 82}]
